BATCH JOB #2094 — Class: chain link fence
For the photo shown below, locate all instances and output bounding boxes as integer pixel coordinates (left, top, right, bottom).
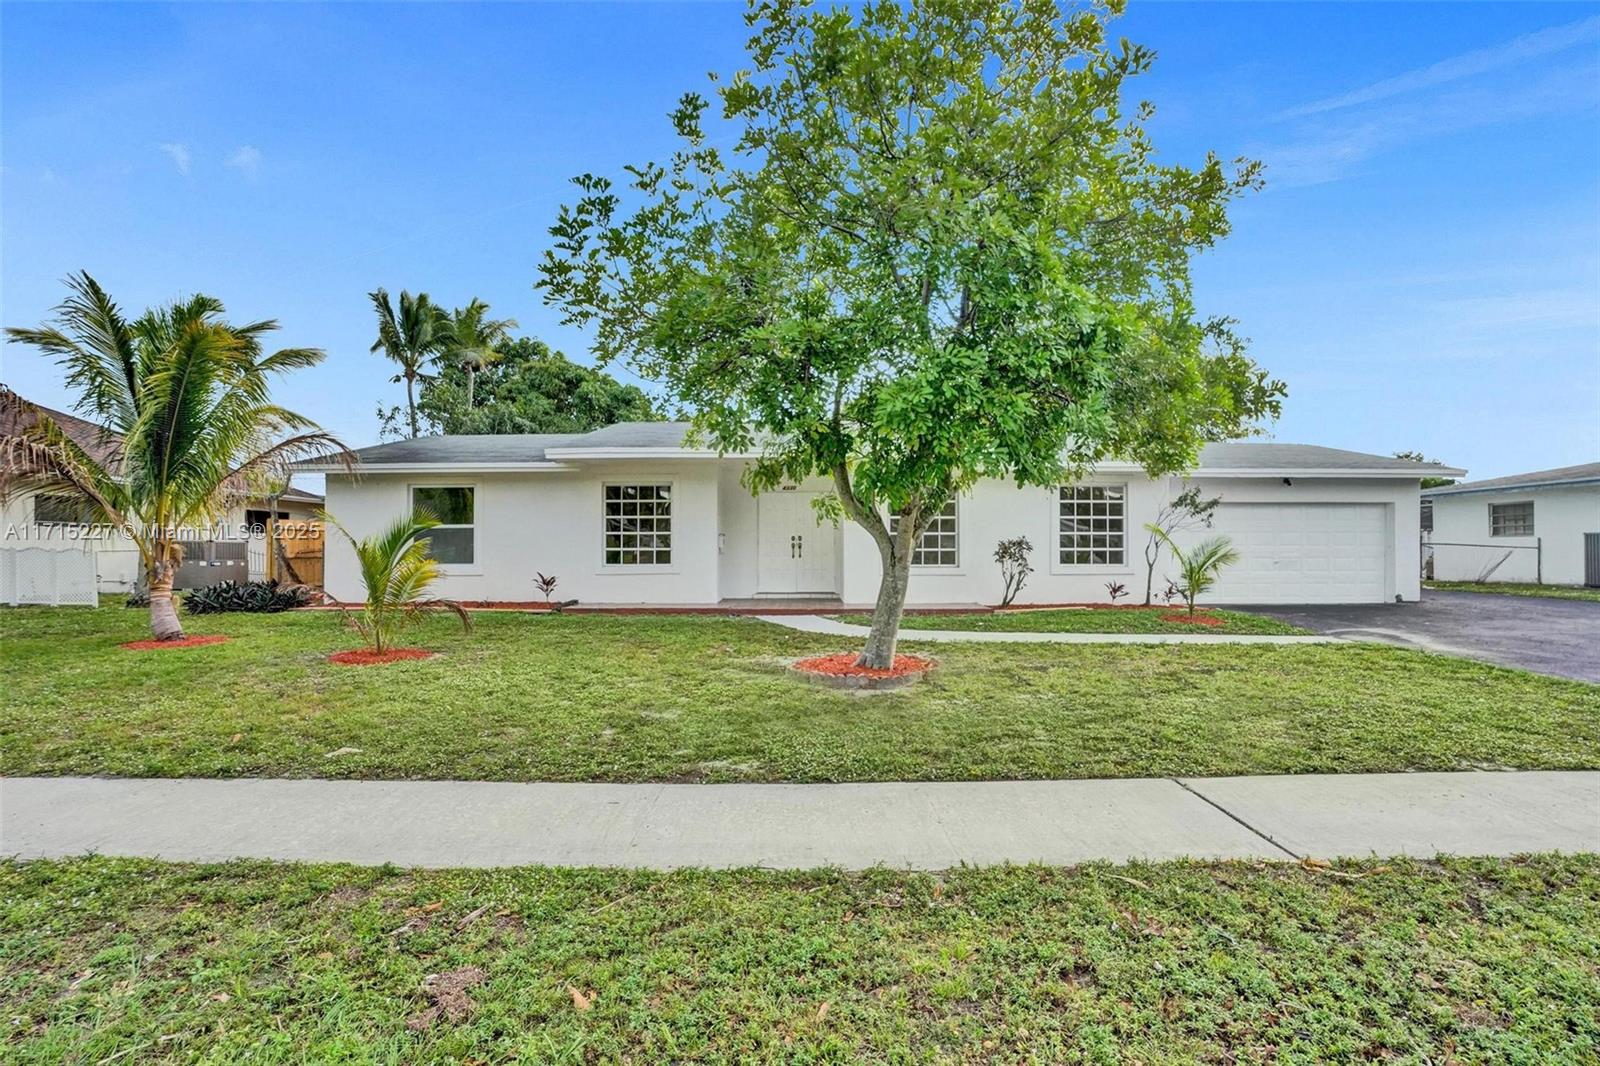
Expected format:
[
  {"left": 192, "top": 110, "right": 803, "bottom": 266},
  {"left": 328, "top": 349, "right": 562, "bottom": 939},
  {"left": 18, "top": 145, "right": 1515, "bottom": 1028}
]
[{"left": 0, "top": 546, "right": 99, "bottom": 606}]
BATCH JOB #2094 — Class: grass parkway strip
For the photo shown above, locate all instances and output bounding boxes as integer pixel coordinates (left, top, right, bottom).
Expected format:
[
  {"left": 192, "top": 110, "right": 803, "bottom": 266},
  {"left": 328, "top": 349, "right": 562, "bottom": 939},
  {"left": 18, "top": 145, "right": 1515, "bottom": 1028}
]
[{"left": 3, "top": 855, "right": 1597, "bottom": 1063}]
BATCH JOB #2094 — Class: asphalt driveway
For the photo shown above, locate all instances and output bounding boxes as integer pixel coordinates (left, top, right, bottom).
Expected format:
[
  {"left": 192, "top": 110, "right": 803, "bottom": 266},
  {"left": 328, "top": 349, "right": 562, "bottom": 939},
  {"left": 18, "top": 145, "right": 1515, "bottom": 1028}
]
[{"left": 1238, "top": 589, "right": 1600, "bottom": 683}]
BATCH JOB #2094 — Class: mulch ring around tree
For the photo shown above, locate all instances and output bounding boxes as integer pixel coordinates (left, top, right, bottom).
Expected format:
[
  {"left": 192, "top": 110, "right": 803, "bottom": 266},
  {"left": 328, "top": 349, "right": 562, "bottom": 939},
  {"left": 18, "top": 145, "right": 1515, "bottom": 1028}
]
[
  {"left": 328, "top": 648, "right": 437, "bottom": 666},
  {"left": 790, "top": 652, "right": 937, "bottom": 691},
  {"left": 119, "top": 635, "right": 230, "bottom": 651},
  {"left": 1159, "top": 612, "right": 1226, "bottom": 627}
]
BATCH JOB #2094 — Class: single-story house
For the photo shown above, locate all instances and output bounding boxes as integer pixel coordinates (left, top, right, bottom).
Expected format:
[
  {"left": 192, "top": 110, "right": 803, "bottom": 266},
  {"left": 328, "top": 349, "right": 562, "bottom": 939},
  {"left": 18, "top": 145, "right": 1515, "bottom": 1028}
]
[
  {"left": 1, "top": 397, "right": 325, "bottom": 593},
  {"left": 296, "top": 423, "right": 1462, "bottom": 607},
  {"left": 1423, "top": 463, "right": 1600, "bottom": 587}
]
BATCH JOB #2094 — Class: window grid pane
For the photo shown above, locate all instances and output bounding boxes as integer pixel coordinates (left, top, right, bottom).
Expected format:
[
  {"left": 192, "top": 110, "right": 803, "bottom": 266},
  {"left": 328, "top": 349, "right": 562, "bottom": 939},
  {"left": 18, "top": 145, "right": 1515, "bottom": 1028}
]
[
  {"left": 605, "top": 484, "right": 673, "bottom": 565},
  {"left": 888, "top": 499, "right": 959, "bottom": 567},
  {"left": 1489, "top": 502, "right": 1533, "bottom": 537},
  {"left": 1058, "top": 485, "right": 1125, "bottom": 565}
]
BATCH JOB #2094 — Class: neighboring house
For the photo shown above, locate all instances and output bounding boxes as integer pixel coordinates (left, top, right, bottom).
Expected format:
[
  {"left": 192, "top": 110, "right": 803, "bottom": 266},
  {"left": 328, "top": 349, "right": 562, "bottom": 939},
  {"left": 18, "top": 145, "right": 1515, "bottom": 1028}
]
[
  {"left": 1424, "top": 463, "right": 1600, "bottom": 587},
  {"left": 1, "top": 397, "right": 324, "bottom": 592},
  {"left": 297, "top": 423, "right": 1461, "bottom": 607}
]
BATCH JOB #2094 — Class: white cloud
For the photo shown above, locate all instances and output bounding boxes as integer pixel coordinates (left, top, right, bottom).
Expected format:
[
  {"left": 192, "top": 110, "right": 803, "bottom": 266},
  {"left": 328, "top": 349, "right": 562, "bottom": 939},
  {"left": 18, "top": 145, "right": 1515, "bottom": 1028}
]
[
  {"left": 1281, "top": 15, "right": 1600, "bottom": 120},
  {"left": 158, "top": 142, "right": 191, "bottom": 175},
  {"left": 224, "top": 144, "right": 262, "bottom": 179},
  {"left": 1261, "top": 61, "right": 1600, "bottom": 187}
]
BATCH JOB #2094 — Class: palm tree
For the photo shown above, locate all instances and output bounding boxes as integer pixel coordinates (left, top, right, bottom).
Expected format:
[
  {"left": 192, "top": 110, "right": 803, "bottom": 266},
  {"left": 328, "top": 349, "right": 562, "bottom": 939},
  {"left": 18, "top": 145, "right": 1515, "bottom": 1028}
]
[
  {"left": 369, "top": 288, "right": 447, "bottom": 438},
  {"left": 436, "top": 299, "right": 517, "bottom": 409},
  {"left": 322, "top": 509, "right": 470, "bottom": 654},
  {"left": 2, "top": 272, "right": 351, "bottom": 640},
  {"left": 1145, "top": 528, "right": 1241, "bottom": 617}
]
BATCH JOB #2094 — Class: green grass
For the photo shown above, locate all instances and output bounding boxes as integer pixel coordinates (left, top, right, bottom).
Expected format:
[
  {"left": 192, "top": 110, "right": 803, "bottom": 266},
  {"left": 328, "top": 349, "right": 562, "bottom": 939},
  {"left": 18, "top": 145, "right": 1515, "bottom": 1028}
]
[
  {"left": 3, "top": 606, "right": 1598, "bottom": 783},
  {"left": 1426, "top": 581, "right": 1600, "bottom": 603},
  {"left": 3, "top": 854, "right": 1597, "bottom": 1063},
  {"left": 838, "top": 607, "right": 1308, "bottom": 634}
]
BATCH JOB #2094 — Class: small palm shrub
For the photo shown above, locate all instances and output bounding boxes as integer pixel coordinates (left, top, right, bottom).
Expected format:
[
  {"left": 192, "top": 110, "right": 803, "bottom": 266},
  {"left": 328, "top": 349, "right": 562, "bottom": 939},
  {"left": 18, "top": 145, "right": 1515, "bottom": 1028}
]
[
  {"left": 324, "top": 509, "right": 470, "bottom": 653},
  {"left": 184, "top": 580, "right": 312, "bottom": 615},
  {"left": 1145, "top": 527, "right": 1241, "bottom": 616}
]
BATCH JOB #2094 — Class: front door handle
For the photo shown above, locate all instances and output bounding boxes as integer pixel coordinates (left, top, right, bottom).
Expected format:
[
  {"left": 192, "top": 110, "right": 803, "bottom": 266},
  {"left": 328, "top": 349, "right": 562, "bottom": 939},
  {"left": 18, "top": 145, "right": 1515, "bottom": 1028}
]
[{"left": 796, "top": 534, "right": 803, "bottom": 559}]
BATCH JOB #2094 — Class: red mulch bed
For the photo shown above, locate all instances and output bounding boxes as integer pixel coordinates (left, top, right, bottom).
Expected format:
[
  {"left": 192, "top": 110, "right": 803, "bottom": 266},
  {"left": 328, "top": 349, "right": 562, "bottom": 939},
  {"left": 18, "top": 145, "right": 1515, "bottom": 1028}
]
[
  {"left": 1158, "top": 612, "right": 1225, "bottom": 627},
  {"left": 329, "top": 648, "right": 436, "bottom": 666},
  {"left": 792, "top": 652, "right": 936, "bottom": 679},
  {"left": 120, "top": 635, "right": 230, "bottom": 651}
]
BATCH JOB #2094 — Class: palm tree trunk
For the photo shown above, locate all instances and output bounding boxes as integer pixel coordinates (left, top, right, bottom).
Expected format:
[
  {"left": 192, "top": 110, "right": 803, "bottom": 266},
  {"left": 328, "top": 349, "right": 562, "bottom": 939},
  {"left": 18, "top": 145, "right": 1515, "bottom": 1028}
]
[
  {"left": 465, "top": 364, "right": 476, "bottom": 408},
  {"left": 148, "top": 565, "right": 184, "bottom": 641},
  {"left": 405, "top": 373, "right": 420, "bottom": 439}
]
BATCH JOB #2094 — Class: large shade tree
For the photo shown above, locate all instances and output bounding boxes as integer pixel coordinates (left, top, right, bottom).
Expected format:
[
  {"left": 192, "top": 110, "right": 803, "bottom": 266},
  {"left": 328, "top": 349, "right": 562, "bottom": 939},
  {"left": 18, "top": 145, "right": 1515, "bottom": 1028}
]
[
  {"left": 369, "top": 288, "right": 448, "bottom": 439},
  {"left": 419, "top": 337, "right": 666, "bottom": 434},
  {"left": 539, "top": 0, "right": 1284, "bottom": 667},
  {"left": 2, "top": 272, "right": 349, "bottom": 641}
]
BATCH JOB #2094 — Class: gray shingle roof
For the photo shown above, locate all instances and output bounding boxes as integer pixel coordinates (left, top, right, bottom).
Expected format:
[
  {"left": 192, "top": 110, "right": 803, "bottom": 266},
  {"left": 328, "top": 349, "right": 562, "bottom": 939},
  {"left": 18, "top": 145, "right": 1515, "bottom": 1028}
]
[
  {"left": 300, "top": 423, "right": 1457, "bottom": 477},
  {"left": 1424, "top": 462, "right": 1600, "bottom": 497},
  {"left": 1194, "top": 442, "right": 1457, "bottom": 473}
]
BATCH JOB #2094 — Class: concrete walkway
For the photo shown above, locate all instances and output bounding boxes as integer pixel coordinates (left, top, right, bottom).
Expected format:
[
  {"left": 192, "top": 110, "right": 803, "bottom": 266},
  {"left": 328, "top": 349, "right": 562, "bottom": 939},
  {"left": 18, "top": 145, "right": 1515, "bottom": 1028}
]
[
  {"left": 757, "top": 614, "right": 1339, "bottom": 644},
  {"left": 4, "top": 772, "right": 1594, "bottom": 870}
]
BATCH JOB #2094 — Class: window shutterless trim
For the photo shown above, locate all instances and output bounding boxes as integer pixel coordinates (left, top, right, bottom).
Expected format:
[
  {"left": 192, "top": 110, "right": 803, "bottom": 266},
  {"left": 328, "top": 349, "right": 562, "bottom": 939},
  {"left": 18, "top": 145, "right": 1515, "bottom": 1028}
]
[
  {"left": 1056, "top": 483, "right": 1128, "bottom": 568},
  {"left": 601, "top": 480, "right": 675, "bottom": 568},
  {"left": 408, "top": 483, "right": 477, "bottom": 568}
]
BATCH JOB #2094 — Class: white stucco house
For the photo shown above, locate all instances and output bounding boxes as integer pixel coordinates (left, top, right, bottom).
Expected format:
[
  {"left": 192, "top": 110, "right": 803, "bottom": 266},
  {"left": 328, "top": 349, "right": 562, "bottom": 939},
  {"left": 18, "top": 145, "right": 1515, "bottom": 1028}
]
[
  {"left": 298, "top": 423, "right": 1461, "bottom": 607},
  {"left": 1423, "top": 463, "right": 1600, "bottom": 587}
]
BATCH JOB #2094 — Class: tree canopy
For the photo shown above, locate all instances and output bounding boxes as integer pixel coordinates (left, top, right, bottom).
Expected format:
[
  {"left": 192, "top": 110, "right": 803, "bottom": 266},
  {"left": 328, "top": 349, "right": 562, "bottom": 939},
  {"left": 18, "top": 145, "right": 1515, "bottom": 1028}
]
[
  {"left": 538, "top": 0, "right": 1284, "bottom": 666},
  {"left": 417, "top": 337, "right": 665, "bottom": 435}
]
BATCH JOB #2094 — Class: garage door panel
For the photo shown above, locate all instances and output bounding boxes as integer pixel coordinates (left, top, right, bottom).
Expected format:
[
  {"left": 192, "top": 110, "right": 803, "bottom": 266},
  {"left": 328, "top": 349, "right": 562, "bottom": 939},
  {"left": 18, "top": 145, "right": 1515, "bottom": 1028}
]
[{"left": 1202, "top": 503, "right": 1389, "bottom": 604}]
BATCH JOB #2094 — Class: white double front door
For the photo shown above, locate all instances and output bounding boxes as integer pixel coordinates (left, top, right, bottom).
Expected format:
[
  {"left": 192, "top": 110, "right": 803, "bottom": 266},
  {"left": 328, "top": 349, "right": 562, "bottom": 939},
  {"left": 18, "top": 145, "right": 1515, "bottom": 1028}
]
[{"left": 757, "top": 490, "right": 838, "bottom": 595}]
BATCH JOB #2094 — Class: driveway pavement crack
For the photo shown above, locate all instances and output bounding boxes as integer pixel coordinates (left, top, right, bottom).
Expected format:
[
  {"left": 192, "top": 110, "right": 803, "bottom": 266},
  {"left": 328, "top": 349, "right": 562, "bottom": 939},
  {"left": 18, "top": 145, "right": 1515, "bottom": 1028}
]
[{"left": 1171, "top": 778, "right": 1301, "bottom": 859}]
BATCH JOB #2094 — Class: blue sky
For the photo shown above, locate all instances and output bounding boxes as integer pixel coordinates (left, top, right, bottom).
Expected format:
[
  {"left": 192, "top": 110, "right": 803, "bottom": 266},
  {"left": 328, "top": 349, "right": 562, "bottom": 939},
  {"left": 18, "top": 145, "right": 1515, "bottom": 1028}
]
[{"left": 3, "top": 1, "right": 1597, "bottom": 489}]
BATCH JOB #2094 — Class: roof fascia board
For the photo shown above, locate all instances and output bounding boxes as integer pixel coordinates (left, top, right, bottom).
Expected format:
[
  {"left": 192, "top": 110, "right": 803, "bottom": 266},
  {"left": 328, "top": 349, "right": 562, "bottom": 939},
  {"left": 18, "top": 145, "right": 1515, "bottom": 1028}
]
[
  {"left": 1425, "top": 476, "right": 1600, "bottom": 498},
  {"left": 297, "top": 461, "right": 577, "bottom": 474}
]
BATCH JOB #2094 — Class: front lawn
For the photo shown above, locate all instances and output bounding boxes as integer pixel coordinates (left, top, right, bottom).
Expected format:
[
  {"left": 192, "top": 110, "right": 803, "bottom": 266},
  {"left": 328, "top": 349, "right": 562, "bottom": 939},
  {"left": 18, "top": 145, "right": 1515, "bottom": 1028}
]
[
  {"left": 1426, "top": 581, "right": 1600, "bottom": 603},
  {"left": 3, "top": 606, "right": 1598, "bottom": 782},
  {"left": 839, "top": 606, "right": 1308, "bottom": 634},
  {"left": 3, "top": 854, "right": 1596, "bottom": 1063}
]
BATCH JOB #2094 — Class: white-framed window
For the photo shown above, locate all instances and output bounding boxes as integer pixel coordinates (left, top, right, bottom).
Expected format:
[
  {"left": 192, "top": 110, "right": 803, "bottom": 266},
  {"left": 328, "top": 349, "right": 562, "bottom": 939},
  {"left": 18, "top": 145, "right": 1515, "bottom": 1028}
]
[
  {"left": 1420, "top": 500, "right": 1433, "bottom": 534},
  {"left": 34, "top": 493, "right": 102, "bottom": 528},
  {"left": 888, "top": 498, "right": 959, "bottom": 567},
  {"left": 604, "top": 483, "right": 672, "bottom": 566},
  {"left": 1058, "top": 484, "right": 1126, "bottom": 566},
  {"left": 411, "top": 486, "right": 475, "bottom": 565},
  {"left": 1489, "top": 501, "right": 1533, "bottom": 538}
]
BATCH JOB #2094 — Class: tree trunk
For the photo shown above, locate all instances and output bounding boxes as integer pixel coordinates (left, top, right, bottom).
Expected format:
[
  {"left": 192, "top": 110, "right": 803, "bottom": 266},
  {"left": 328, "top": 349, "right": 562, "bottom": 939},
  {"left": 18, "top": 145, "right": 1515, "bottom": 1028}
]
[
  {"left": 148, "top": 565, "right": 184, "bottom": 641},
  {"left": 406, "top": 373, "right": 420, "bottom": 439},
  {"left": 858, "top": 544, "right": 913, "bottom": 669},
  {"left": 465, "top": 364, "right": 476, "bottom": 408}
]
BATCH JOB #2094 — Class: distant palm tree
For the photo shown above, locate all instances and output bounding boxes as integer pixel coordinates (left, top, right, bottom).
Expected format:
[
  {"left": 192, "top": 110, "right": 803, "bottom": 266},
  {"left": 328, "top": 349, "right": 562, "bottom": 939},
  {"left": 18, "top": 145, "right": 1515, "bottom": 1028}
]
[
  {"left": 436, "top": 299, "right": 518, "bottom": 409},
  {"left": 3, "top": 272, "right": 349, "bottom": 640},
  {"left": 322, "top": 509, "right": 470, "bottom": 654},
  {"left": 369, "top": 288, "right": 447, "bottom": 438}
]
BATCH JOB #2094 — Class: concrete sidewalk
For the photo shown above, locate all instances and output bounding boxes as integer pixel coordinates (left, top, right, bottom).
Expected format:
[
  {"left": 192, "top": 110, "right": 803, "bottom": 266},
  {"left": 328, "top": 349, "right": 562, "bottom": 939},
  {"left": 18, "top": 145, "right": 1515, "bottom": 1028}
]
[
  {"left": 4, "top": 772, "right": 1594, "bottom": 869},
  {"left": 757, "top": 614, "right": 1340, "bottom": 644}
]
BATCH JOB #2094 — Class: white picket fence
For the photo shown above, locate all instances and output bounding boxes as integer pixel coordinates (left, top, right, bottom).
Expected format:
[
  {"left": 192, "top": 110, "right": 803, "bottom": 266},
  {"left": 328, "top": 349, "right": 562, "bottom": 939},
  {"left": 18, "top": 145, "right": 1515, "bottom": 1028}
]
[{"left": 0, "top": 546, "right": 100, "bottom": 606}]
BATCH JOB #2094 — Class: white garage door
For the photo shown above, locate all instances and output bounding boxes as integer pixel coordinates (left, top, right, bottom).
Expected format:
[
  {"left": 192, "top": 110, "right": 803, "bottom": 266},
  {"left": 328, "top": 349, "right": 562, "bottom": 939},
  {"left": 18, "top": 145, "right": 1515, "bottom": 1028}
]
[{"left": 1205, "top": 503, "right": 1389, "bottom": 604}]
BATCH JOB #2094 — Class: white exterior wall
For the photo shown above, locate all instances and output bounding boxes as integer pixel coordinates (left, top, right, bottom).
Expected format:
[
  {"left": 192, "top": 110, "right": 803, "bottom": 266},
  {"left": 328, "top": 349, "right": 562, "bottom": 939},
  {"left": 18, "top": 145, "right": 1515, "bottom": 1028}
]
[
  {"left": 0, "top": 489, "right": 139, "bottom": 592},
  {"left": 323, "top": 463, "right": 723, "bottom": 604},
  {"left": 844, "top": 474, "right": 1419, "bottom": 606},
  {"left": 326, "top": 462, "right": 1419, "bottom": 606},
  {"left": 1428, "top": 485, "right": 1600, "bottom": 586}
]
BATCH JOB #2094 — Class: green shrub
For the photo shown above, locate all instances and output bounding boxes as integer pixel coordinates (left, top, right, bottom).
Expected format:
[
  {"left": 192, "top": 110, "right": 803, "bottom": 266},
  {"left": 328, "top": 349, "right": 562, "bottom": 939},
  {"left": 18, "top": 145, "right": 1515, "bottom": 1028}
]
[{"left": 183, "top": 580, "right": 312, "bottom": 615}]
